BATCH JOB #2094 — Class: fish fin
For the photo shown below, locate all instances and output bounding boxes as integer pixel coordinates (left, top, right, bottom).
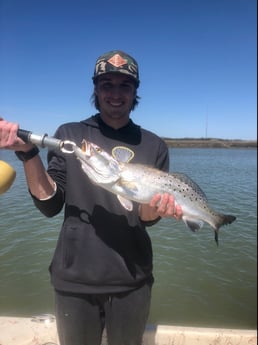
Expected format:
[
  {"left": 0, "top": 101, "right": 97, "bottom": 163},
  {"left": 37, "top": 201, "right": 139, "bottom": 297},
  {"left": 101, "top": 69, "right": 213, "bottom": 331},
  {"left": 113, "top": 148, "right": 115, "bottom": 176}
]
[
  {"left": 182, "top": 217, "right": 204, "bottom": 232},
  {"left": 112, "top": 146, "right": 134, "bottom": 163},
  {"left": 117, "top": 195, "right": 133, "bottom": 211},
  {"left": 118, "top": 180, "right": 138, "bottom": 192}
]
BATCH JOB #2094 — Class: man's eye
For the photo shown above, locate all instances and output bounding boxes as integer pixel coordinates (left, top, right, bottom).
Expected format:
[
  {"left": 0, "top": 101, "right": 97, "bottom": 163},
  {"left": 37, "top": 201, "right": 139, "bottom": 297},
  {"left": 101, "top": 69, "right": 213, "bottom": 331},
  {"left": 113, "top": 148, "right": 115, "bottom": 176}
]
[
  {"left": 121, "top": 84, "right": 131, "bottom": 89},
  {"left": 101, "top": 83, "right": 112, "bottom": 89}
]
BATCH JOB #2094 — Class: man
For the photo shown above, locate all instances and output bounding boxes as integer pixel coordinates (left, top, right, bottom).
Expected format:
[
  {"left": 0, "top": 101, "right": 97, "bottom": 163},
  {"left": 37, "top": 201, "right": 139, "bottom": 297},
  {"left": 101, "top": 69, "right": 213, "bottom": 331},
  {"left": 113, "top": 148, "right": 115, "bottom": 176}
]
[{"left": 0, "top": 50, "right": 182, "bottom": 345}]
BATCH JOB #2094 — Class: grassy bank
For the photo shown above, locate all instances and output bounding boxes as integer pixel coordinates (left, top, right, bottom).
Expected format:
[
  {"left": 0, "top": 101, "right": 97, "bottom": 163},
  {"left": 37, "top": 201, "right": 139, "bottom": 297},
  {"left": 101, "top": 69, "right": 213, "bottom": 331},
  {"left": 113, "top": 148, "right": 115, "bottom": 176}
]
[{"left": 163, "top": 138, "right": 257, "bottom": 148}]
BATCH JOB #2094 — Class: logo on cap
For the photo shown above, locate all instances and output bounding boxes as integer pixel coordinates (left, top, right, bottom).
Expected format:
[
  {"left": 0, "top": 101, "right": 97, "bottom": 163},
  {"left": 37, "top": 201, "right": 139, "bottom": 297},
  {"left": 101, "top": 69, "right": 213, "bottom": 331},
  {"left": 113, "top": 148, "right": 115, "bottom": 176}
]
[{"left": 108, "top": 54, "right": 127, "bottom": 68}]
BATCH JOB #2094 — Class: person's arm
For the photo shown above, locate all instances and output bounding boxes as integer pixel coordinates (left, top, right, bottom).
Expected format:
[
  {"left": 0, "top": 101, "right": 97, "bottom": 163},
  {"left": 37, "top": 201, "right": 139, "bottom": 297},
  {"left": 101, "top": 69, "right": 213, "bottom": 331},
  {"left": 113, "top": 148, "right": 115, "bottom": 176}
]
[{"left": 22, "top": 154, "right": 56, "bottom": 199}]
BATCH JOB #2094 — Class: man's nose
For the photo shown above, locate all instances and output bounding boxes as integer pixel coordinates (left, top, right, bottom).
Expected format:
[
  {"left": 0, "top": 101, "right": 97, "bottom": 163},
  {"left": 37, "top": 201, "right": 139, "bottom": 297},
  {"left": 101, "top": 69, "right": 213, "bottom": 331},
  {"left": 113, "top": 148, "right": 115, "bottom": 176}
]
[{"left": 109, "top": 85, "right": 123, "bottom": 97}]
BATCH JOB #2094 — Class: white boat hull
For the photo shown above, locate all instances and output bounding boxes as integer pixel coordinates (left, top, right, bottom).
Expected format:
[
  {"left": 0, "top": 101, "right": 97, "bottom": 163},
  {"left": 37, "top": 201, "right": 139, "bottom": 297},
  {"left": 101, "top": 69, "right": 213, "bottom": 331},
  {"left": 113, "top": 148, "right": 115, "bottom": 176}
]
[{"left": 0, "top": 316, "right": 256, "bottom": 345}]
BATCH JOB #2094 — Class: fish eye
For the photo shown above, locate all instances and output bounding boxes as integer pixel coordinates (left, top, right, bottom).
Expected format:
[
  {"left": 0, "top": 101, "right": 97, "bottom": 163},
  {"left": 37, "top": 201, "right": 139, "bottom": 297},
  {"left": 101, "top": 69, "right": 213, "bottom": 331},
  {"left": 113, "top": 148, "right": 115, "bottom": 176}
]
[{"left": 95, "top": 147, "right": 102, "bottom": 153}]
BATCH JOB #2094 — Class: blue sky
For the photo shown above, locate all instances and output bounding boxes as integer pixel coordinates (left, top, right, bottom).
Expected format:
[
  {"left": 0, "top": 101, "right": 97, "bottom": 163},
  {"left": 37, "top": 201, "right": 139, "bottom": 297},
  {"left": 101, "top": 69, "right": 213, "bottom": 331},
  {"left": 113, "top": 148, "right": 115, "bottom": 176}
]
[{"left": 0, "top": 0, "right": 257, "bottom": 140}]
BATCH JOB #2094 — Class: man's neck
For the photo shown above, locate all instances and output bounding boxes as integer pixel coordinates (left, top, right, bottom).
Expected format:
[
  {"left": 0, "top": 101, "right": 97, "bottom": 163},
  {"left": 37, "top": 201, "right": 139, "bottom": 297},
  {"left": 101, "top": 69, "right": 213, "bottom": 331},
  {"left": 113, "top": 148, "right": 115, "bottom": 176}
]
[{"left": 99, "top": 113, "right": 130, "bottom": 130}]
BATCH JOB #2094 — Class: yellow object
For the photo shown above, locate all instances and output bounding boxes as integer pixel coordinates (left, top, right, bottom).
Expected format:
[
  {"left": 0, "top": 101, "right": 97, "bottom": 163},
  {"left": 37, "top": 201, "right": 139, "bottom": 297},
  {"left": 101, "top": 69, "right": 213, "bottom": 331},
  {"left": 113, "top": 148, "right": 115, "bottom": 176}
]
[{"left": 0, "top": 160, "right": 16, "bottom": 195}]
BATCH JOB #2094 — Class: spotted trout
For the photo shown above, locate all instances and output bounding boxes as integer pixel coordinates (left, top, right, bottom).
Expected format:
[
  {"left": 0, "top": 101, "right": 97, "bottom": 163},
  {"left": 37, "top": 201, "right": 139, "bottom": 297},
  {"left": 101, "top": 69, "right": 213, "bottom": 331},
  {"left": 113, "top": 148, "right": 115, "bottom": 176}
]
[{"left": 73, "top": 140, "right": 236, "bottom": 244}]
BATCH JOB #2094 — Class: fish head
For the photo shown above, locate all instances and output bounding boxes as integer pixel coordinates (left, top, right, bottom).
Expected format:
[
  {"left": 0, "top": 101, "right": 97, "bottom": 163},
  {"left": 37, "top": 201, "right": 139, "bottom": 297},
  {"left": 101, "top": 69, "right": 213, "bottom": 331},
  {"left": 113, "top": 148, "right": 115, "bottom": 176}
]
[{"left": 73, "top": 140, "right": 121, "bottom": 185}]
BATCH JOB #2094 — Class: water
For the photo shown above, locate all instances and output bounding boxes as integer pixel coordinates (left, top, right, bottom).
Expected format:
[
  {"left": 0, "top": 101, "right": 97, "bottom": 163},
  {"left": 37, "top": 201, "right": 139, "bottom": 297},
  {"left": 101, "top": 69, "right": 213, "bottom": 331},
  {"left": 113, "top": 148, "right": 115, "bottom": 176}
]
[{"left": 0, "top": 148, "right": 257, "bottom": 329}]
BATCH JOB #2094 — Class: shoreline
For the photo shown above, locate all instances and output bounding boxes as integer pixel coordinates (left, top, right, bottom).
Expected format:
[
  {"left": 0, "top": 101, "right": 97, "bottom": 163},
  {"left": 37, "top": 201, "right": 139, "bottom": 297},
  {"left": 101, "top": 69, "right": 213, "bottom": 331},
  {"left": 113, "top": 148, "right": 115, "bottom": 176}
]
[{"left": 163, "top": 138, "right": 257, "bottom": 148}]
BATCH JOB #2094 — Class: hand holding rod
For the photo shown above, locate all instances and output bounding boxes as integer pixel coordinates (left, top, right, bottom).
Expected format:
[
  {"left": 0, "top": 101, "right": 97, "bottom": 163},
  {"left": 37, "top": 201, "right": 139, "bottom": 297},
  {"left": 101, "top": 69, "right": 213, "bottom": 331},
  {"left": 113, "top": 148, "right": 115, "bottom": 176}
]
[{"left": 17, "top": 129, "right": 63, "bottom": 150}]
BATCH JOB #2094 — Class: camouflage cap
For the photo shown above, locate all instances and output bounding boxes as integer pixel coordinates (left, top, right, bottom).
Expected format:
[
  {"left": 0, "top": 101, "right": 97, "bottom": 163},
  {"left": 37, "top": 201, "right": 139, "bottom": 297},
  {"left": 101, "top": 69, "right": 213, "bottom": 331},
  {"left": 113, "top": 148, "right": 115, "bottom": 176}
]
[{"left": 92, "top": 50, "right": 140, "bottom": 87}]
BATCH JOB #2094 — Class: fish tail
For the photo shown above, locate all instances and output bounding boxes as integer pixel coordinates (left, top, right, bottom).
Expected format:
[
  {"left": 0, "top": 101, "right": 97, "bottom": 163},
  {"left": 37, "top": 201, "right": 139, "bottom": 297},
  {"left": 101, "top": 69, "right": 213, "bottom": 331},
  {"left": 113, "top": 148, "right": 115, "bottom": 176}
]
[
  {"left": 216, "top": 214, "right": 236, "bottom": 229},
  {"left": 214, "top": 214, "right": 236, "bottom": 246},
  {"left": 214, "top": 231, "right": 219, "bottom": 246}
]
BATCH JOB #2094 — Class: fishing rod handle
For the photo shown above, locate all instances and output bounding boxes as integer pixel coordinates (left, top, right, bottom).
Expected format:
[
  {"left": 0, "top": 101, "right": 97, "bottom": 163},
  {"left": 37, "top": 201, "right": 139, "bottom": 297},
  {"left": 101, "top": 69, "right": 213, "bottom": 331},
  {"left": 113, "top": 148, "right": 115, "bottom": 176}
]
[{"left": 17, "top": 129, "right": 31, "bottom": 143}]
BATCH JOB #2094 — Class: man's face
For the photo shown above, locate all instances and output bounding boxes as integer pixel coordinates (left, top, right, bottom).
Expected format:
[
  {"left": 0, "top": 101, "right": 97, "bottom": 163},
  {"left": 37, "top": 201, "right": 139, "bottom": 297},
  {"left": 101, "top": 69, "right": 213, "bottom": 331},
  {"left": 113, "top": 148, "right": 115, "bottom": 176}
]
[{"left": 95, "top": 73, "right": 136, "bottom": 125}]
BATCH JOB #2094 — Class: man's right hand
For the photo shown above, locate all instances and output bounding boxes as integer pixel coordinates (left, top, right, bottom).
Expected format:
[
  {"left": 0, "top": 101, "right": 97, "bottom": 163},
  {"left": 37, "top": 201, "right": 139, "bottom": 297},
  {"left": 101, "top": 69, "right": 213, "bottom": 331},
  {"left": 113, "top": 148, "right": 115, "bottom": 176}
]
[{"left": 0, "top": 118, "right": 34, "bottom": 152}]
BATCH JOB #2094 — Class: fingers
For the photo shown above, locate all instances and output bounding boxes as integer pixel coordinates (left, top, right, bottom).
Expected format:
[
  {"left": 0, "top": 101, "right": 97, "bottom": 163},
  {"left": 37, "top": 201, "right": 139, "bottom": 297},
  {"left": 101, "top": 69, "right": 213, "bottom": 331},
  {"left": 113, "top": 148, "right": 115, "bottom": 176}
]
[
  {"left": 174, "top": 204, "right": 183, "bottom": 220},
  {"left": 151, "top": 193, "right": 183, "bottom": 220},
  {"left": 0, "top": 119, "right": 20, "bottom": 148}
]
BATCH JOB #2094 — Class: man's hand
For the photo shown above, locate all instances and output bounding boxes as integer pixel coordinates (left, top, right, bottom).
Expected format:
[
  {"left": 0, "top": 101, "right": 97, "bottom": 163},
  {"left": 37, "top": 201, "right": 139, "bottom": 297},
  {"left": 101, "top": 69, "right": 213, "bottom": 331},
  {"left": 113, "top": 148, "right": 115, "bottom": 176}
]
[
  {"left": 0, "top": 118, "right": 33, "bottom": 151},
  {"left": 139, "top": 193, "right": 183, "bottom": 222}
]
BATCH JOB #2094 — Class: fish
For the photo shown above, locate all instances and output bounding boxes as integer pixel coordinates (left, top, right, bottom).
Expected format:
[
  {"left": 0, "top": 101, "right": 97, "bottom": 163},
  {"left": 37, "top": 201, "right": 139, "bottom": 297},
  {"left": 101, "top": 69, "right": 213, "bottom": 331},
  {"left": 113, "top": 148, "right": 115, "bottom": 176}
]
[{"left": 73, "top": 140, "right": 236, "bottom": 245}]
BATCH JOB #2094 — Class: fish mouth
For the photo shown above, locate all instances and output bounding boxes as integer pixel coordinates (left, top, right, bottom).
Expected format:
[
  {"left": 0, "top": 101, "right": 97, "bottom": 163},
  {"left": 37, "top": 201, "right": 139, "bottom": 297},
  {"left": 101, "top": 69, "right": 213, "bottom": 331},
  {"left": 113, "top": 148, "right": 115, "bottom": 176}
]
[
  {"left": 81, "top": 140, "right": 92, "bottom": 157},
  {"left": 73, "top": 141, "right": 92, "bottom": 164},
  {"left": 74, "top": 139, "right": 121, "bottom": 185},
  {"left": 73, "top": 142, "right": 104, "bottom": 182}
]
